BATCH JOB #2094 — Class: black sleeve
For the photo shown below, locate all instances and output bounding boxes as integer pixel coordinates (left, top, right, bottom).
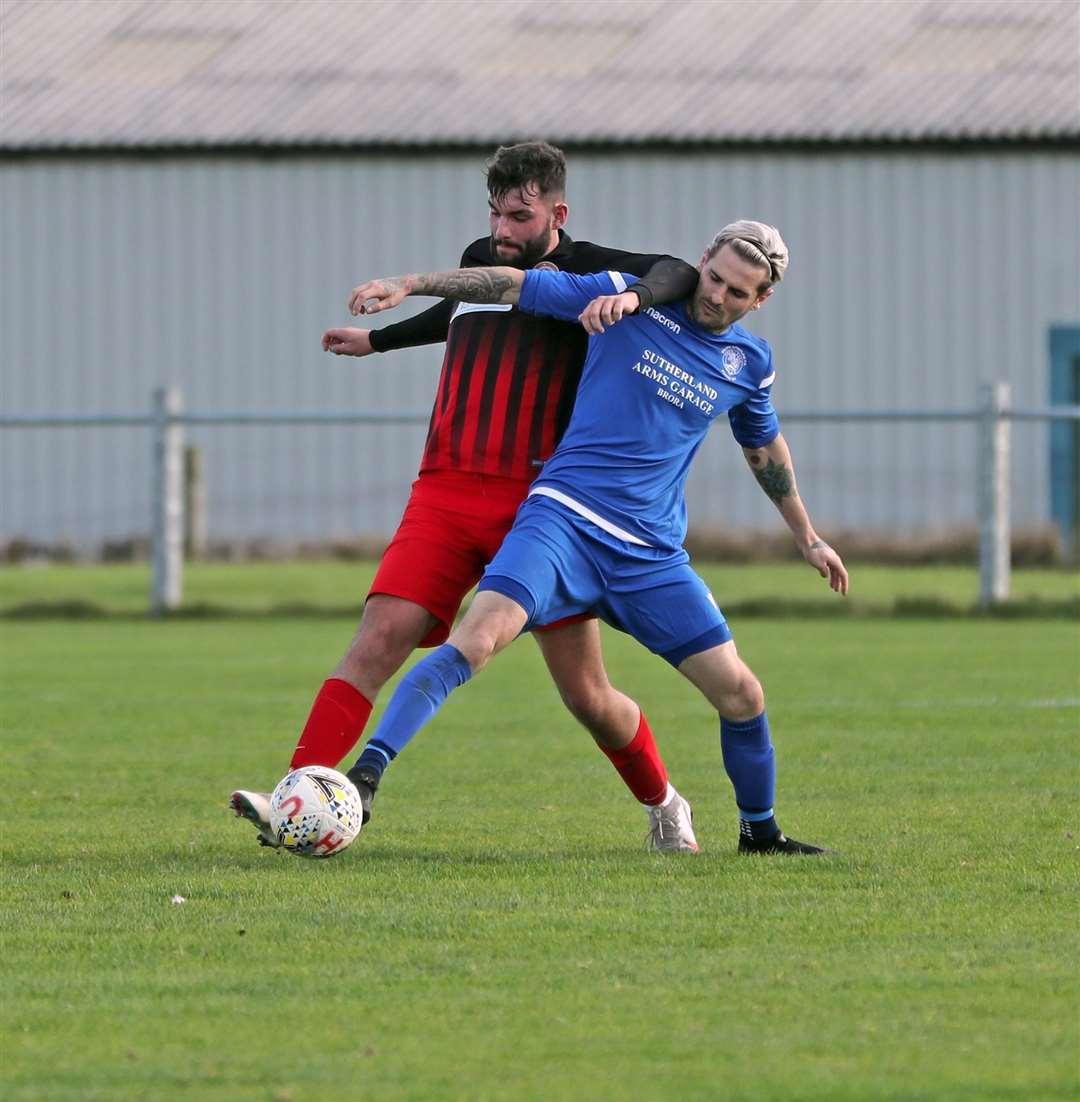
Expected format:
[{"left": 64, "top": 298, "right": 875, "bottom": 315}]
[
  {"left": 627, "top": 256, "right": 700, "bottom": 310},
  {"left": 368, "top": 298, "right": 456, "bottom": 352},
  {"left": 367, "top": 243, "right": 482, "bottom": 353},
  {"left": 571, "top": 244, "right": 698, "bottom": 310}
]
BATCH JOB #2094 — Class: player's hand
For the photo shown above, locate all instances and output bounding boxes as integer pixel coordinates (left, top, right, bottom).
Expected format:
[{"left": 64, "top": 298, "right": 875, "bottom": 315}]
[
  {"left": 347, "top": 276, "right": 410, "bottom": 316},
  {"left": 578, "top": 291, "right": 640, "bottom": 335},
  {"left": 322, "top": 328, "right": 374, "bottom": 356},
  {"left": 805, "top": 541, "right": 849, "bottom": 595}
]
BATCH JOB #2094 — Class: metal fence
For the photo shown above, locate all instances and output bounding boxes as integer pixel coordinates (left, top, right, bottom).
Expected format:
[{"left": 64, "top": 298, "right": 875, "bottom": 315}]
[
  {"left": 5, "top": 150, "right": 1078, "bottom": 546},
  {"left": 3, "top": 385, "right": 1077, "bottom": 614}
]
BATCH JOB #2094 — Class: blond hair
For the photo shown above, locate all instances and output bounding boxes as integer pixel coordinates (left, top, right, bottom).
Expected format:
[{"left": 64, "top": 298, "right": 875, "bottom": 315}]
[{"left": 706, "top": 220, "right": 789, "bottom": 288}]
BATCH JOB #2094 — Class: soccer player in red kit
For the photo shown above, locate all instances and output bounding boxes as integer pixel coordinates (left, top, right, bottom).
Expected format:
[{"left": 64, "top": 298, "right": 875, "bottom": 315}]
[{"left": 231, "top": 142, "right": 702, "bottom": 852}]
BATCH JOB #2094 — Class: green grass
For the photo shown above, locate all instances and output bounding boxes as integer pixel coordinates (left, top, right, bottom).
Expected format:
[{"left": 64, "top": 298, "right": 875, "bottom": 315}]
[
  {"left": 1, "top": 560, "right": 1077, "bottom": 617},
  {"left": 2, "top": 586, "right": 1078, "bottom": 1100}
]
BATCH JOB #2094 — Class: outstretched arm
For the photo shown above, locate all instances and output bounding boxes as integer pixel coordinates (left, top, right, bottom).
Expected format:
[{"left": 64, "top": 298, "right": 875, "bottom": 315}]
[
  {"left": 348, "top": 268, "right": 525, "bottom": 317},
  {"left": 323, "top": 299, "right": 459, "bottom": 357},
  {"left": 742, "top": 433, "right": 849, "bottom": 595},
  {"left": 322, "top": 327, "right": 374, "bottom": 356}
]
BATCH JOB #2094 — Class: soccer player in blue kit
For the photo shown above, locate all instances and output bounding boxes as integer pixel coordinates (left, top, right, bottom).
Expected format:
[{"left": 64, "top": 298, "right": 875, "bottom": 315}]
[{"left": 345, "top": 220, "right": 849, "bottom": 853}]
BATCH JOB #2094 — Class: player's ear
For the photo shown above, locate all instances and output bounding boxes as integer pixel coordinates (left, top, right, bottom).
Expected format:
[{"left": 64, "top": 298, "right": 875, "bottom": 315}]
[
  {"left": 751, "top": 287, "right": 774, "bottom": 310},
  {"left": 552, "top": 200, "right": 569, "bottom": 229}
]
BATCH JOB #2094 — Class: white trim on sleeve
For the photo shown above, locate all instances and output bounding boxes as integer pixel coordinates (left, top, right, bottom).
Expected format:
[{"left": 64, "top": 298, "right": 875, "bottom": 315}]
[
  {"left": 758, "top": 372, "right": 776, "bottom": 388},
  {"left": 608, "top": 271, "right": 629, "bottom": 293},
  {"left": 450, "top": 301, "right": 514, "bottom": 321}
]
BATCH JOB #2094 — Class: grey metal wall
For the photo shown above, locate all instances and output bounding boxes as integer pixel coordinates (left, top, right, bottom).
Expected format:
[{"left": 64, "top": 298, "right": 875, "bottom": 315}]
[{"left": 2, "top": 149, "right": 1078, "bottom": 550}]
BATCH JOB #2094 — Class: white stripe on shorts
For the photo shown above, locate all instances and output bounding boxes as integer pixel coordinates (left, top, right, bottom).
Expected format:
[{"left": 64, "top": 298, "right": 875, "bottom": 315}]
[{"left": 528, "top": 486, "right": 651, "bottom": 547}]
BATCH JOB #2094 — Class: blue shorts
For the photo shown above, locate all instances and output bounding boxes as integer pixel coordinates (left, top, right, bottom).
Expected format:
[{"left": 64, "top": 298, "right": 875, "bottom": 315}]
[{"left": 477, "top": 495, "right": 732, "bottom": 666}]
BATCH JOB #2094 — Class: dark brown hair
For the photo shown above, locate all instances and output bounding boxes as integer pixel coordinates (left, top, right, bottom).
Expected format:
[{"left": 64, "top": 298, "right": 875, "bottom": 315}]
[{"left": 485, "top": 141, "right": 567, "bottom": 201}]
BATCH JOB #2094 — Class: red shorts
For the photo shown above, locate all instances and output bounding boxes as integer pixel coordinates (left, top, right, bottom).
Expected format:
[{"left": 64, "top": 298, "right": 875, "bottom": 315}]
[{"left": 370, "top": 470, "right": 592, "bottom": 647}]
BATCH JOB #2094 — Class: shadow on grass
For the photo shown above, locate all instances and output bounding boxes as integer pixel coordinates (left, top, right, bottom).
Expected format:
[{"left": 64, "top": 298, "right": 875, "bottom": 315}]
[
  {"left": 4, "top": 597, "right": 1079, "bottom": 621},
  {"left": 5, "top": 843, "right": 734, "bottom": 878}
]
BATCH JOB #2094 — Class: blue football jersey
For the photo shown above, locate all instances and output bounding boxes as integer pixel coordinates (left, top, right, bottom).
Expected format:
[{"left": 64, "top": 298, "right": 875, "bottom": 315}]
[{"left": 519, "top": 269, "right": 780, "bottom": 551}]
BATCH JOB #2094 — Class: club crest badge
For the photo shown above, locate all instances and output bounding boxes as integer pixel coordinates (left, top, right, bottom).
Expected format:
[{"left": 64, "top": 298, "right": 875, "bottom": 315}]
[
  {"left": 720, "top": 345, "right": 746, "bottom": 380},
  {"left": 534, "top": 261, "right": 560, "bottom": 272}
]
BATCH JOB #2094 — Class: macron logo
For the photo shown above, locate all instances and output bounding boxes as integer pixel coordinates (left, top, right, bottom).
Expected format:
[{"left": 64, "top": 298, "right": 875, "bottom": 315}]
[{"left": 645, "top": 306, "right": 681, "bottom": 334}]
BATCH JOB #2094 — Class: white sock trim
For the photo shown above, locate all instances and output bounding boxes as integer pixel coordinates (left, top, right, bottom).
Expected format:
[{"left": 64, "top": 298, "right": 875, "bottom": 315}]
[{"left": 644, "top": 782, "right": 677, "bottom": 809}]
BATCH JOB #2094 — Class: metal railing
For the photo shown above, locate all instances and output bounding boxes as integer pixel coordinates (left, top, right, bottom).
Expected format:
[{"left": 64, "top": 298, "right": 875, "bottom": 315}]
[{"left": 3, "top": 385, "right": 1079, "bottom": 614}]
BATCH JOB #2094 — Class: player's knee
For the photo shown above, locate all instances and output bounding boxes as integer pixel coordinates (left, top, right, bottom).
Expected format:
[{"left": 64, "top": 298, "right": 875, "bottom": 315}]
[
  {"left": 450, "top": 629, "right": 500, "bottom": 673},
  {"left": 716, "top": 666, "right": 764, "bottom": 721},
  {"left": 555, "top": 678, "right": 608, "bottom": 726},
  {"left": 340, "top": 605, "right": 428, "bottom": 689},
  {"left": 350, "top": 617, "right": 412, "bottom": 667},
  {"left": 742, "top": 674, "right": 765, "bottom": 716},
  {"left": 449, "top": 613, "right": 517, "bottom": 673}
]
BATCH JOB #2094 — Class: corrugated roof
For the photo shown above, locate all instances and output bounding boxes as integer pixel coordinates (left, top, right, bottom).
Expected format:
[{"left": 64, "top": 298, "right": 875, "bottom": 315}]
[{"left": 2, "top": 0, "right": 1077, "bottom": 150}]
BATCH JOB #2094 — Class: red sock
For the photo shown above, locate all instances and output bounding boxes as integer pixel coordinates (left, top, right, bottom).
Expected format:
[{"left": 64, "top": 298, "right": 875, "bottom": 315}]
[
  {"left": 598, "top": 710, "right": 669, "bottom": 806},
  {"left": 289, "top": 678, "right": 373, "bottom": 770}
]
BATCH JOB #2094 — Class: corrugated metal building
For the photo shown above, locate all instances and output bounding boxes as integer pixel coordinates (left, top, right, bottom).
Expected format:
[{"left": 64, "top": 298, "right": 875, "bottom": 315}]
[{"left": 2, "top": 0, "right": 1078, "bottom": 551}]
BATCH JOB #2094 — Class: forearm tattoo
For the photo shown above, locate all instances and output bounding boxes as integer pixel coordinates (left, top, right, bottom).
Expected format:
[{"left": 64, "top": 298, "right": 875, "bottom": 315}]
[
  {"left": 413, "top": 269, "right": 517, "bottom": 303},
  {"left": 750, "top": 457, "right": 796, "bottom": 504}
]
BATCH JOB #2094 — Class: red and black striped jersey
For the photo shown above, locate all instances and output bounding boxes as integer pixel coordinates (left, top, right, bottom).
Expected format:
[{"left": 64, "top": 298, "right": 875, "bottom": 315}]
[{"left": 370, "top": 232, "right": 695, "bottom": 482}]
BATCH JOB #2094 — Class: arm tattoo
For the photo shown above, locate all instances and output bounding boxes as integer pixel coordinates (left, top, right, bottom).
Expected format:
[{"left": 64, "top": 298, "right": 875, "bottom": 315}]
[
  {"left": 809, "top": 539, "right": 829, "bottom": 550},
  {"left": 413, "top": 269, "right": 517, "bottom": 303},
  {"left": 752, "top": 458, "right": 796, "bottom": 504}
]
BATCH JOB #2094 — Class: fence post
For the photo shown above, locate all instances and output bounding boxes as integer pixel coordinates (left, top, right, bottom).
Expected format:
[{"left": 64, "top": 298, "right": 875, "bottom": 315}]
[
  {"left": 977, "top": 381, "right": 1011, "bottom": 608},
  {"left": 151, "top": 386, "right": 184, "bottom": 614}
]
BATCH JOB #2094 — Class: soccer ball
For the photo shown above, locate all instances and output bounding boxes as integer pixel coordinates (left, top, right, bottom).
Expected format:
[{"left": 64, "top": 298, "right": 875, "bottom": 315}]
[{"left": 268, "top": 766, "right": 364, "bottom": 858}]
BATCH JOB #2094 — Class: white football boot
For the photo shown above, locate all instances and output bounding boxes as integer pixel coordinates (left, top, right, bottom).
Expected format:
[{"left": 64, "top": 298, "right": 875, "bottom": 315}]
[
  {"left": 645, "top": 788, "right": 700, "bottom": 853},
  {"left": 229, "top": 789, "right": 280, "bottom": 848}
]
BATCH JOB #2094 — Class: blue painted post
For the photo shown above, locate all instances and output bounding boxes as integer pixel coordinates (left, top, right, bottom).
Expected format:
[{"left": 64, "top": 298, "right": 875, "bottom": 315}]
[{"left": 1049, "top": 327, "right": 1080, "bottom": 561}]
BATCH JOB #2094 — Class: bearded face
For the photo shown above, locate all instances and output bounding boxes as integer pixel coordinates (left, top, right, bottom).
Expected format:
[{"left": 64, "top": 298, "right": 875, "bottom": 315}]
[{"left": 488, "top": 185, "right": 566, "bottom": 269}]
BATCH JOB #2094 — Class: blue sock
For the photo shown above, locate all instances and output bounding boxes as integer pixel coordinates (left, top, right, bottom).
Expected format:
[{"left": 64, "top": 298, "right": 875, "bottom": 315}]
[
  {"left": 720, "top": 712, "right": 780, "bottom": 842},
  {"left": 349, "top": 644, "right": 473, "bottom": 784}
]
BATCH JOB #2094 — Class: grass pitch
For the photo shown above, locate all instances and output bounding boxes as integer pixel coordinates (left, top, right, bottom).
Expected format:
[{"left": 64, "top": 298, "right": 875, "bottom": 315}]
[{"left": 1, "top": 569, "right": 1077, "bottom": 1100}]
